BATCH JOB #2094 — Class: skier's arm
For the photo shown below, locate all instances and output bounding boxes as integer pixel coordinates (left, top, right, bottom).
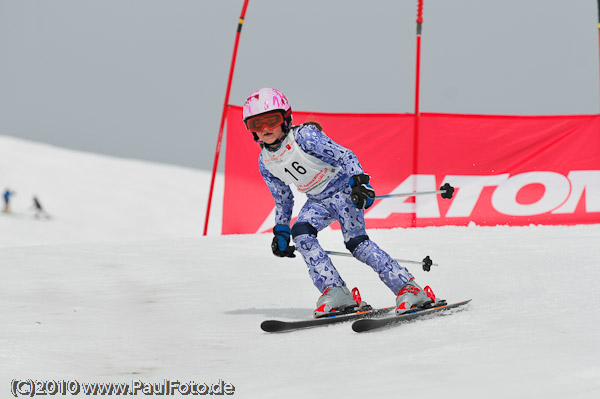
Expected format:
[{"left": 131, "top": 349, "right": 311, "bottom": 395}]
[
  {"left": 296, "top": 124, "right": 364, "bottom": 176},
  {"left": 259, "top": 158, "right": 296, "bottom": 258},
  {"left": 259, "top": 158, "right": 294, "bottom": 226},
  {"left": 297, "top": 124, "right": 375, "bottom": 209}
]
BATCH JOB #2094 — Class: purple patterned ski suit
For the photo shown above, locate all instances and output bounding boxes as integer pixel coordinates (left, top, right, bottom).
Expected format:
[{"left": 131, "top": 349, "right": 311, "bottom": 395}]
[{"left": 259, "top": 124, "right": 413, "bottom": 294}]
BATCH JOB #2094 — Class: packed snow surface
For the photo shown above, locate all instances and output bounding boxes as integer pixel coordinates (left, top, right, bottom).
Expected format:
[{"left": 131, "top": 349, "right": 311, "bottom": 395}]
[{"left": 1, "top": 135, "right": 599, "bottom": 398}]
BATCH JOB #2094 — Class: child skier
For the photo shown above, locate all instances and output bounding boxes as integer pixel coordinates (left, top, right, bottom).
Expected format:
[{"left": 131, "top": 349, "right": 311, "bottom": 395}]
[{"left": 243, "top": 88, "right": 437, "bottom": 318}]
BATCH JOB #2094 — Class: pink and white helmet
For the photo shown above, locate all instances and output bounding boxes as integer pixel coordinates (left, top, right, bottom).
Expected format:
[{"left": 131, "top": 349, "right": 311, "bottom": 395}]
[{"left": 243, "top": 88, "right": 292, "bottom": 122}]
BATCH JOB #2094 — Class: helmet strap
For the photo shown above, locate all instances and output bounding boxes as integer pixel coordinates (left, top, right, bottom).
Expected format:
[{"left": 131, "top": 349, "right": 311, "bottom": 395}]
[{"left": 257, "top": 130, "right": 290, "bottom": 150}]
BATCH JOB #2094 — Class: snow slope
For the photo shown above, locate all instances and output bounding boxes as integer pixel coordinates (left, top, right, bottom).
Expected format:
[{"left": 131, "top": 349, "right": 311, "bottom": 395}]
[
  {"left": 0, "top": 135, "right": 223, "bottom": 247},
  {"left": 1, "top": 135, "right": 599, "bottom": 398}
]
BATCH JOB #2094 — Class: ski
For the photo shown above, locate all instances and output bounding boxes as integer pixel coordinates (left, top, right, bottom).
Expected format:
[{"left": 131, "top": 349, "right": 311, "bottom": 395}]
[
  {"left": 351, "top": 299, "right": 472, "bottom": 333},
  {"left": 261, "top": 306, "right": 394, "bottom": 333}
]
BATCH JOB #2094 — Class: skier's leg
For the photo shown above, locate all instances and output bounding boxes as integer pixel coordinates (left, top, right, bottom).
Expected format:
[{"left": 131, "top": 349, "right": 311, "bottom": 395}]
[
  {"left": 291, "top": 200, "right": 344, "bottom": 293},
  {"left": 351, "top": 239, "right": 413, "bottom": 294},
  {"left": 333, "top": 187, "right": 413, "bottom": 294}
]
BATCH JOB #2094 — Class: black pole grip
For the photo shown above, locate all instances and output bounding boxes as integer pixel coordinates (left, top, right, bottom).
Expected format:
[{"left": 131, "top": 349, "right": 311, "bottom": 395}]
[
  {"left": 422, "top": 256, "right": 432, "bottom": 272},
  {"left": 440, "top": 183, "right": 455, "bottom": 199}
]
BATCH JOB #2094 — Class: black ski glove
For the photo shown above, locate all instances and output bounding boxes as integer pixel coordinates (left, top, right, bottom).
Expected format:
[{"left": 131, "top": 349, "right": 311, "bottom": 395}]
[
  {"left": 272, "top": 224, "right": 296, "bottom": 258},
  {"left": 349, "top": 173, "right": 375, "bottom": 209}
]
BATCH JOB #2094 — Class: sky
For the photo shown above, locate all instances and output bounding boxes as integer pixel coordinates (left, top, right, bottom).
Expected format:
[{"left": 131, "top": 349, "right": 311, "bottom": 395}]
[{"left": 0, "top": 0, "right": 598, "bottom": 171}]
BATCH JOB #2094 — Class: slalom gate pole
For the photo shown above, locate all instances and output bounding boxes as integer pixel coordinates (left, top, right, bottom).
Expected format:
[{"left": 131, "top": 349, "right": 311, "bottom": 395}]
[
  {"left": 411, "top": 0, "right": 424, "bottom": 228},
  {"left": 597, "top": 0, "right": 600, "bottom": 111},
  {"left": 325, "top": 250, "right": 437, "bottom": 271},
  {"left": 414, "top": 0, "right": 424, "bottom": 119},
  {"left": 203, "top": 0, "right": 250, "bottom": 236}
]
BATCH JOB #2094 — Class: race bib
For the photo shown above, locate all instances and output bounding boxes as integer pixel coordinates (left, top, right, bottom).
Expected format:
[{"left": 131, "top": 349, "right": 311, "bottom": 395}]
[{"left": 261, "top": 131, "right": 339, "bottom": 194}]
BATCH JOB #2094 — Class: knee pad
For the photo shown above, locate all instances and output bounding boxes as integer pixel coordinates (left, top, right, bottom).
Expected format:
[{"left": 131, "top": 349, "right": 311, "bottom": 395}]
[
  {"left": 291, "top": 222, "right": 318, "bottom": 239},
  {"left": 345, "top": 234, "right": 370, "bottom": 253}
]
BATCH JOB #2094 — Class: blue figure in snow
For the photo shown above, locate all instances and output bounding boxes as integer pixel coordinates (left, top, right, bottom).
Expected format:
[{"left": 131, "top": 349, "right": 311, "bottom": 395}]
[
  {"left": 3, "top": 188, "right": 14, "bottom": 213},
  {"left": 243, "top": 88, "right": 437, "bottom": 318}
]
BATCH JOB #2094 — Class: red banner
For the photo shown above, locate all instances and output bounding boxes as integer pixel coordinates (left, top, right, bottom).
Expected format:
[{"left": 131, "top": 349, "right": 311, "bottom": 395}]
[{"left": 223, "top": 105, "right": 600, "bottom": 234}]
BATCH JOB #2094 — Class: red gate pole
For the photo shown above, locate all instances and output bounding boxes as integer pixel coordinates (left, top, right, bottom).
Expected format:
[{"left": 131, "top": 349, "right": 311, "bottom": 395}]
[
  {"left": 203, "top": 0, "right": 250, "bottom": 236},
  {"left": 412, "top": 0, "right": 424, "bottom": 227},
  {"left": 414, "top": 0, "right": 424, "bottom": 118}
]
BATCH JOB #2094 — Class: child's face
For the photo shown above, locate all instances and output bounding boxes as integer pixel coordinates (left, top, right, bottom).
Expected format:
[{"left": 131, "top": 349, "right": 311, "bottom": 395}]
[{"left": 255, "top": 124, "right": 284, "bottom": 145}]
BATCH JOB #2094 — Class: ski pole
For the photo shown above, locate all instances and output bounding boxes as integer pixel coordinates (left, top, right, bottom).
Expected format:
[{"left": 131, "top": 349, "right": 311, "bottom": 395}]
[
  {"left": 325, "top": 250, "right": 437, "bottom": 272},
  {"left": 374, "top": 182, "right": 455, "bottom": 200}
]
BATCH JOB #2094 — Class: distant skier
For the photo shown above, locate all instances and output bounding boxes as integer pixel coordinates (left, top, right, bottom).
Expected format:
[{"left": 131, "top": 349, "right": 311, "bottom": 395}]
[
  {"left": 3, "top": 188, "right": 14, "bottom": 213},
  {"left": 242, "top": 88, "right": 438, "bottom": 318},
  {"left": 31, "top": 196, "right": 50, "bottom": 219}
]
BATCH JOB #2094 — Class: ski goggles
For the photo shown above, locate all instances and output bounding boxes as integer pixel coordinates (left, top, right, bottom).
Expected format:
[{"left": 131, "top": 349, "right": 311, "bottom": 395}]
[{"left": 245, "top": 112, "right": 284, "bottom": 132}]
